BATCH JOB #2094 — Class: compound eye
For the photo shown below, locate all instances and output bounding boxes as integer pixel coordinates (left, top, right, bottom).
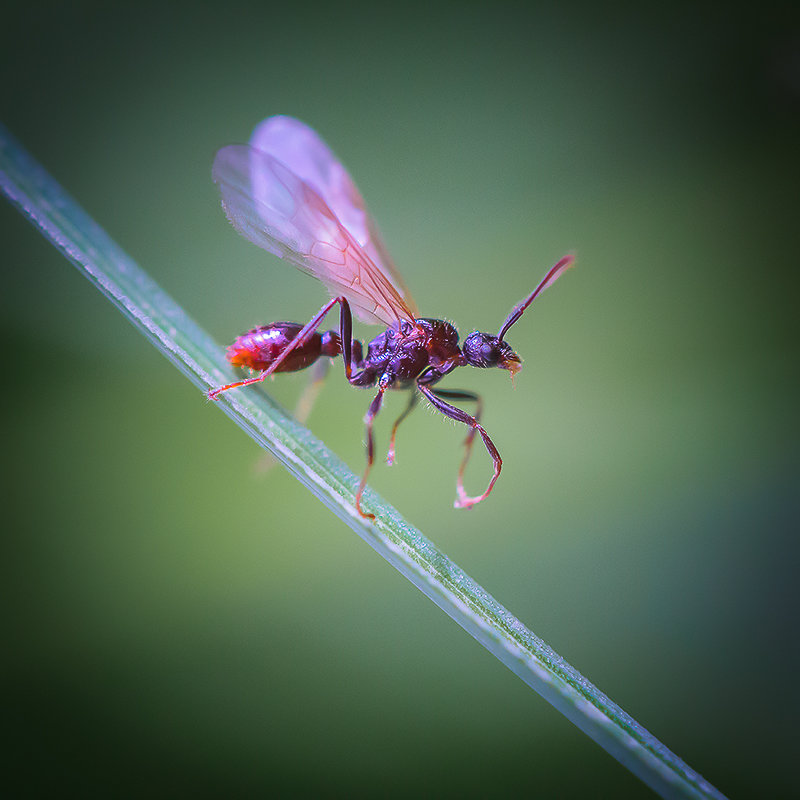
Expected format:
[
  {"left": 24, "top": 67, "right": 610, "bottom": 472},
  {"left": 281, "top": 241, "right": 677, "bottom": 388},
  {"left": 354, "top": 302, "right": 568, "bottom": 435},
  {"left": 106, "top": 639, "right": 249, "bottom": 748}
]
[
  {"left": 482, "top": 342, "right": 500, "bottom": 361},
  {"left": 463, "top": 331, "right": 503, "bottom": 368}
]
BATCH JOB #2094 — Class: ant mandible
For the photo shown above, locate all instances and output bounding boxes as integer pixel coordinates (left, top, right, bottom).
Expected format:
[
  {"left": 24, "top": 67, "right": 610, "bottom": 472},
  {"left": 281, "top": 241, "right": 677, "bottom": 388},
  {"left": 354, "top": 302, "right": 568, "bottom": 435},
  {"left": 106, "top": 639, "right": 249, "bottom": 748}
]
[{"left": 208, "top": 116, "right": 575, "bottom": 519}]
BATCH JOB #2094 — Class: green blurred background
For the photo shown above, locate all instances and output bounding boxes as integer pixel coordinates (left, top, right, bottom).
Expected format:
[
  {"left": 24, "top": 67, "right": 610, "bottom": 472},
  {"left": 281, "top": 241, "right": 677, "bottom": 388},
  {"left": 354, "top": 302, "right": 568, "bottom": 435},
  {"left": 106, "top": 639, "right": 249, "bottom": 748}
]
[{"left": 3, "top": 2, "right": 798, "bottom": 797}]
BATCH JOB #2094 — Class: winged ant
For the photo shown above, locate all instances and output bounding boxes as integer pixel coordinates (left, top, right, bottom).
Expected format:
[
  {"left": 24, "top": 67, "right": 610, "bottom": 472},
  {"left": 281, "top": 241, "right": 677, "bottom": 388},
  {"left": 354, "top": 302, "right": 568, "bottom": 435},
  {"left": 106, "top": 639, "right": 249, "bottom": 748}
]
[{"left": 208, "top": 116, "right": 575, "bottom": 519}]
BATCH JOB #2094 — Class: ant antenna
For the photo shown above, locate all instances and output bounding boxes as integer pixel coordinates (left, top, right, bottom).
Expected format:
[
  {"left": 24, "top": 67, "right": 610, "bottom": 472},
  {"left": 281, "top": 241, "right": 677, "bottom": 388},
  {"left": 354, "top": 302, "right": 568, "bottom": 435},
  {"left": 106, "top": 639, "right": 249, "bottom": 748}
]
[{"left": 497, "top": 255, "right": 575, "bottom": 341}]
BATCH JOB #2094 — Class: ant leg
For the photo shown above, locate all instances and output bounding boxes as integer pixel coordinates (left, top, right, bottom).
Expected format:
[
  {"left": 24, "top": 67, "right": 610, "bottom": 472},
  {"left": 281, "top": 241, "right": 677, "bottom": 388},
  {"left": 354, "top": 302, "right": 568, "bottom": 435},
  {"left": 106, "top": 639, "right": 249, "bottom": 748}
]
[
  {"left": 255, "top": 360, "right": 331, "bottom": 474},
  {"left": 386, "top": 390, "right": 418, "bottom": 466},
  {"left": 430, "top": 389, "right": 483, "bottom": 502},
  {"left": 294, "top": 358, "right": 330, "bottom": 425},
  {"left": 207, "top": 371, "right": 276, "bottom": 400},
  {"left": 356, "top": 384, "right": 387, "bottom": 520},
  {"left": 417, "top": 384, "right": 501, "bottom": 510},
  {"left": 209, "top": 296, "right": 354, "bottom": 400}
]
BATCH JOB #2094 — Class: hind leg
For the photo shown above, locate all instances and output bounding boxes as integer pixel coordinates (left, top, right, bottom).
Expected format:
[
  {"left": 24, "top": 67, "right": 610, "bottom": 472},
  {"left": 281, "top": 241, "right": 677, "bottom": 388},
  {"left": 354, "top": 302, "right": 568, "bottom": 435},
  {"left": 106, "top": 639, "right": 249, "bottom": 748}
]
[
  {"left": 294, "top": 358, "right": 330, "bottom": 425},
  {"left": 209, "top": 295, "right": 357, "bottom": 401},
  {"left": 256, "top": 360, "right": 331, "bottom": 474}
]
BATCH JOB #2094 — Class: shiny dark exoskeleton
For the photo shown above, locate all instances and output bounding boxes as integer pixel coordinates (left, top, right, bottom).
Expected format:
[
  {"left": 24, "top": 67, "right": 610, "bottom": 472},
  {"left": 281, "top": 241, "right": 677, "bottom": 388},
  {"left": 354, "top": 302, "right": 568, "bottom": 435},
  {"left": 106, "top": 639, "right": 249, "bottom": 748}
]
[
  {"left": 211, "top": 276, "right": 557, "bottom": 519},
  {"left": 207, "top": 116, "right": 575, "bottom": 519},
  {"left": 348, "top": 318, "right": 464, "bottom": 388},
  {"left": 229, "top": 316, "right": 515, "bottom": 390},
  {"left": 228, "top": 323, "right": 341, "bottom": 373}
]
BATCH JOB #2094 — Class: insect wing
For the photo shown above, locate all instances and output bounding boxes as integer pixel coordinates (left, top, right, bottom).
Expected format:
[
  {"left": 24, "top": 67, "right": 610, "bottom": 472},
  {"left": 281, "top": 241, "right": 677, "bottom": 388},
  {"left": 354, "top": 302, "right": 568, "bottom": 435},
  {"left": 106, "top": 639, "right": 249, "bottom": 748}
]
[
  {"left": 212, "top": 144, "right": 416, "bottom": 325},
  {"left": 249, "top": 116, "right": 418, "bottom": 316}
]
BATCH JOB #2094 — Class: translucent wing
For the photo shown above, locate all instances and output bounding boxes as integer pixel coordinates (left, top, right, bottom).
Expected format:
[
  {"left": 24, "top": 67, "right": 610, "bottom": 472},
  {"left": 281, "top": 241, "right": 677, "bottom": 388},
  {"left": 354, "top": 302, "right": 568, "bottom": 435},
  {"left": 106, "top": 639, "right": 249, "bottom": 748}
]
[
  {"left": 213, "top": 126, "right": 417, "bottom": 325},
  {"left": 249, "top": 116, "right": 417, "bottom": 314}
]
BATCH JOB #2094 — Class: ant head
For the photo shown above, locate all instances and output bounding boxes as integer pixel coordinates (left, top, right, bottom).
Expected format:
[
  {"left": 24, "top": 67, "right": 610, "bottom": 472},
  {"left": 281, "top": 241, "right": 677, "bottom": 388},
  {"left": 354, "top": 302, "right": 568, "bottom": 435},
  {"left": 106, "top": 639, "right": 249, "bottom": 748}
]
[{"left": 462, "top": 331, "right": 522, "bottom": 376}]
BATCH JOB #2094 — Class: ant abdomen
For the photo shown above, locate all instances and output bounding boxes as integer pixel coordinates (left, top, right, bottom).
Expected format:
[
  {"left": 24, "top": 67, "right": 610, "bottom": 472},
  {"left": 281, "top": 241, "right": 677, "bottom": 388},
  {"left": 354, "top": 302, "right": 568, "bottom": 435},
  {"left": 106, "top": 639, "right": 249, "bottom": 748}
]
[{"left": 227, "top": 322, "right": 340, "bottom": 373}]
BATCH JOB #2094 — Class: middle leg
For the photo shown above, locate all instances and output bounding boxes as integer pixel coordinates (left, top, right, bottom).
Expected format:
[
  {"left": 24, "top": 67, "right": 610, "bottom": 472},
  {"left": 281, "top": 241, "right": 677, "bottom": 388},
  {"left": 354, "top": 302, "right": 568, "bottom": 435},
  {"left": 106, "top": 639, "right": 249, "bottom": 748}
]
[
  {"left": 355, "top": 383, "right": 388, "bottom": 520},
  {"left": 386, "top": 390, "right": 418, "bottom": 466}
]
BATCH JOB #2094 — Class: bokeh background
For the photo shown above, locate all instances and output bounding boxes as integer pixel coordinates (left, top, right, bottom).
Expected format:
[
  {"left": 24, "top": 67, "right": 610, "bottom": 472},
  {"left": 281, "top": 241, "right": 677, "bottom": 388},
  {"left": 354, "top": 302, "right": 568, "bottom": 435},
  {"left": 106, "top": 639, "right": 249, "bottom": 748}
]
[{"left": 3, "top": 2, "right": 798, "bottom": 797}]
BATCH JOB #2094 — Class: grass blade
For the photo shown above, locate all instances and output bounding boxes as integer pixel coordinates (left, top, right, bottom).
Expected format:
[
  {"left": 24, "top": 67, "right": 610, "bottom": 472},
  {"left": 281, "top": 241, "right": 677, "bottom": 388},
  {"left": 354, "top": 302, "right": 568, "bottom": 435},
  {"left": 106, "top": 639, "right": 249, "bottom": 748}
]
[{"left": 0, "top": 123, "right": 726, "bottom": 800}]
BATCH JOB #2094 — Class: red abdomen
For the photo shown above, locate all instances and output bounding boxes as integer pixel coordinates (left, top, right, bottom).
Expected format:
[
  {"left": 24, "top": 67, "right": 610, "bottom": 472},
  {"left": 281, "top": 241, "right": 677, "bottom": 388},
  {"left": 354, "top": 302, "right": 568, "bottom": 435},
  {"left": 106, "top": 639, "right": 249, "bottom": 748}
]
[{"left": 227, "top": 323, "right": 340, "bottom": 373}]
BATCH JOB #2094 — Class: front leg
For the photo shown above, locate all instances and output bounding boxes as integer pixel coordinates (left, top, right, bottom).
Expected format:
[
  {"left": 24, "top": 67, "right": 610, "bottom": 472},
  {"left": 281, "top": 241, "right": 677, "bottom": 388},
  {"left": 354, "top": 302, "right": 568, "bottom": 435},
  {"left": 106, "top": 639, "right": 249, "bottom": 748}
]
[
  {"left": 417, "top": 383, "right": 501, "bottom": 509},
  {"left": 429, "top": 388, "right": 484, "bottom": 503}
]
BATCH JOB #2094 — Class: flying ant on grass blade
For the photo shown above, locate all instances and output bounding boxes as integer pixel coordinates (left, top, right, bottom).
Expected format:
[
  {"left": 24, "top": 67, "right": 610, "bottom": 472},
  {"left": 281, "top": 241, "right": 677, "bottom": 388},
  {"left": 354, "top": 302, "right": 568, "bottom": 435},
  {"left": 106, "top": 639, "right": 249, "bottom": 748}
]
[{"left": 208, "top": 116, "right": 575, "bottom": 519}]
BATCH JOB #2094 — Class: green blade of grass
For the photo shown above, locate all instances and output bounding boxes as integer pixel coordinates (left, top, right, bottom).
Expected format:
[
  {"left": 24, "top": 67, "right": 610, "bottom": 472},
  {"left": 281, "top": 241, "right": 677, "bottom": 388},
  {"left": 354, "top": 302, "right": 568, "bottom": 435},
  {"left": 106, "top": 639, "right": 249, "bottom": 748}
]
[{"left": 1, "top": 123, "right": 726, "bottom": 800}]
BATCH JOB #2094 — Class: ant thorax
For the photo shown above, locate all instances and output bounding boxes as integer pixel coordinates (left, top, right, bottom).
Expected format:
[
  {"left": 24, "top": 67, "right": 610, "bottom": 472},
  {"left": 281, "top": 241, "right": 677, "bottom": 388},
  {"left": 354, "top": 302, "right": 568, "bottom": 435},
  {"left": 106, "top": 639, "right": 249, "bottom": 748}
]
[{"left": 357, "top": 318, "right": 463, "bottom": 388}]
